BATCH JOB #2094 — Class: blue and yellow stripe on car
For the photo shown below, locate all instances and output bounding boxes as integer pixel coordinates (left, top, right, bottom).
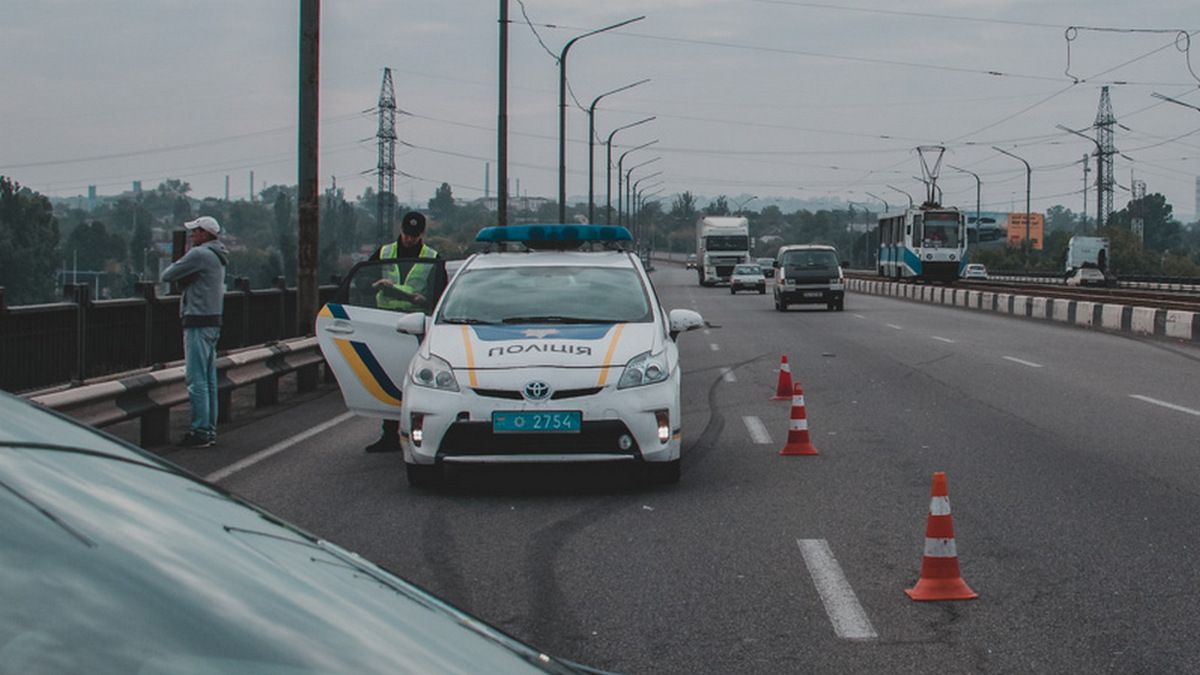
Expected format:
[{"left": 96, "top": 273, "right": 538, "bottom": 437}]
[
  {"left": 332, "top": 338, "right": 403, "bottom": 406},
  {"left": 596, "top": 324, "right": 627, "bottom": 387},
  {"left": 321, "top": 304, "right": 402, "bottom": 406}
]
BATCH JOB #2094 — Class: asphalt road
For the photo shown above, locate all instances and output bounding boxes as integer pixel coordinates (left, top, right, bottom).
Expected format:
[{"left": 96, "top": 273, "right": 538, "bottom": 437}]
[{"left": 168, "top": 262, "right": 1200, "bottom": 674}]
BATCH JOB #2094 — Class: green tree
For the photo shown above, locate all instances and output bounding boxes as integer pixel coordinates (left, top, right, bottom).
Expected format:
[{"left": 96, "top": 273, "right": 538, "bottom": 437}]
[
  {"left": 0, "top": 177, "right": 61, "bottom": 304},
  {"left": 428, "top": 183, "right": 456, "bottom": 220},
  {"left": 1110, "top": 193, "right": 1181, "bottom": 254},
  {"left": 670, "top": 191, "right": 698, "bottom": 229},
  {"left": 704, "top": 195, "right": 730, "bottom": 216},
  {"left": 64, "top": 221, "right": 127, "bottom": 272}
]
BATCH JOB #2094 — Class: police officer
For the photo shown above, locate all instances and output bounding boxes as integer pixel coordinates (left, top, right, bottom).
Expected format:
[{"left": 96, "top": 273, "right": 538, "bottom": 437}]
[{"left": 364, "top": 211, "right": 438, "bottom": 453}]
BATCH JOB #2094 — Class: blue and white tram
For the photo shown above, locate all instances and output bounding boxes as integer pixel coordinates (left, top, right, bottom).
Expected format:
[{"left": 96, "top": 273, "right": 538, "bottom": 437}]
[{"left": 876, "top": 206, "right": 968, "bottom": 283}]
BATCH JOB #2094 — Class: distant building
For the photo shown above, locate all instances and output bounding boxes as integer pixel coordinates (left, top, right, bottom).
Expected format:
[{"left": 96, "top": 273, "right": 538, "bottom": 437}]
[{"left": 474, "top": 196, "right": 553, "bottom": 214}]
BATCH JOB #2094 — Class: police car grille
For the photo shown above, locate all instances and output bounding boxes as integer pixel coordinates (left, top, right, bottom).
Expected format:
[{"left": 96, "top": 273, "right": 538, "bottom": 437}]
[
  {"left": 472, "top": 387, "right": 603, "bottom": 401},
  {"left": 438, "top": 421, "right": 639, "bottom": 456}
]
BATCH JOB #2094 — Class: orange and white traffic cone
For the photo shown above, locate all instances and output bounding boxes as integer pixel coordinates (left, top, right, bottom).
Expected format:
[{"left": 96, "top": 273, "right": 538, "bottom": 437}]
[
  {"left": 771, "top": 355, "right": 793, "bottom": 400},
  {"left": 906, "top": 471, "right": 978, "bottom": 601},
  {"left": 779, "top": 383, "right": 819, "bottom": 456}
]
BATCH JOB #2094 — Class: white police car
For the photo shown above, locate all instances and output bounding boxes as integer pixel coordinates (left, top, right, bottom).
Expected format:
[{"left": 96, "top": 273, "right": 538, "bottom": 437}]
[{"left": 316, "top": 225, "right": 704, "bottom": 487}]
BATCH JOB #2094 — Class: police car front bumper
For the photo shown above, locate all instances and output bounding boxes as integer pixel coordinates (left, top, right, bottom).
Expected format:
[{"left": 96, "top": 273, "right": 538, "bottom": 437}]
[{"left": 399, "top": 370, "right": 681, "bottom": 466}]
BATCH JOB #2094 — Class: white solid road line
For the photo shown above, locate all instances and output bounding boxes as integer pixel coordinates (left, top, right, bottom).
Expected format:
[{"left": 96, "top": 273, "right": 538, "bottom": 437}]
[
  {"left": 797, "top": 539, "right": 878, "bottom": 640},
  {"left": 721, "top": 367, "right": 737, "bottom": 383},
  {"left": 932, "top": 336, "right": 956, "bottom": 343},
  {"left": 206, "top": 411, "right": 356, "bottom": 483},
  {"left": 742, "top": 416, "right": 772, "bottom": 444},
  {"left": 1130, "top": 395, "right": 1200, "bottom": 418},
  {"left": 1003, "top": 356, "right": 1044, "bottom": 368}
]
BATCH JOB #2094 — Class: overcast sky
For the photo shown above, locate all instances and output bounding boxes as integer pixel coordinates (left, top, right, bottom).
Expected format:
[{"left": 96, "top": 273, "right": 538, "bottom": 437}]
[{"left": 2, "top": 1, "right": 1198, "bottom": 220}]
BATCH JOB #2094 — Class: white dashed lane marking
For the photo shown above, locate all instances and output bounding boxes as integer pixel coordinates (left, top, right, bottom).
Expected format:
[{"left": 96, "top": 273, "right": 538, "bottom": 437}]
[
  {"left": 886, "top": 324, "right": 903, "bottom": 330},
  {"left": 710, "top": 343, "right": 720, "bottom": 352},
  {"left": 932, "top": 336, "right": 956, "bottom": 343},
  {"left": 721, "top": 367, "right": 737, "bottom": 383},
  {"left": 742, "top": 416, "right": 772, "bottom": 444},
  {"left": 1130, "top": 395, "right": 1200, "bottom": 418},
  {"left": 797, "top": 539, "right": 878, "bottom": 640},
  {"left": 207, "top": 412, "right": 355, "bottom": 483},
  {"left": 1003, "top": 356, "right": 1043, "bottom": 368}
]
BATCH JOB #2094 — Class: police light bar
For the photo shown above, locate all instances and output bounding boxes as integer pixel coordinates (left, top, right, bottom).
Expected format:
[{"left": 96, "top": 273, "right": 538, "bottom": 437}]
[{"left": 475, "top": 224, "right": 632, "bottom": 244}]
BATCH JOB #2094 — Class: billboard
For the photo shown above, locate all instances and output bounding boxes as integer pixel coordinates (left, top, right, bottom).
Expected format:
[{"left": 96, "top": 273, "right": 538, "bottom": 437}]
[{"left": 1007, "top": 212, "right": 1044, "bottom": 250}]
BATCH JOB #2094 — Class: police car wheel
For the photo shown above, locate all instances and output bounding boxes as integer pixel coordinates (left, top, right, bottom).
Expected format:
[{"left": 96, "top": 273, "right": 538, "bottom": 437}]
[
  {"left": 644, "top": 459, "right": 681, "bottom": 485},
  {"left": 405, "top": 462, "right": 441, "bottom": 488}
]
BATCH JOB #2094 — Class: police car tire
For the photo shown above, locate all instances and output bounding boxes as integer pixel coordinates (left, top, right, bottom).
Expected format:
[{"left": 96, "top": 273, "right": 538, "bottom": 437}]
[
  {"left": 405, "top": 462, "right": 441, "bottom": 488},
  {"left": 645, "top": 459, "right": 681, "bottom": 485}
]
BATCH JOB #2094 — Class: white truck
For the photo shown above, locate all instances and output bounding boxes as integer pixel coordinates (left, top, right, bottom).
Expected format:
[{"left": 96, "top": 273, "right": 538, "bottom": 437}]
[
  {"left": 1065, "top": 235, "right": 1114, "bottom": 286},
  {"left": 695, "top": 216, "right": 751, "bottom": 286}
]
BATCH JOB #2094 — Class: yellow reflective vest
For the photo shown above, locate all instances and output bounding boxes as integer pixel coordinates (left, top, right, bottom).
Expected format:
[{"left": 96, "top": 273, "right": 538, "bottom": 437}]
[{"left": 375, "top": 242, "right": 438, "bottom": 311}]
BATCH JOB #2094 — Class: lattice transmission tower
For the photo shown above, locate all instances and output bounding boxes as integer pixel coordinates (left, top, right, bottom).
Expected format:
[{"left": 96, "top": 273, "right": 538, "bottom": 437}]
[
  {"left": 376, "top": 68, "right": 397, "bottom": 241},
  {"left": 1095, "top": 86, "right": 1116, "bottom": 227}
]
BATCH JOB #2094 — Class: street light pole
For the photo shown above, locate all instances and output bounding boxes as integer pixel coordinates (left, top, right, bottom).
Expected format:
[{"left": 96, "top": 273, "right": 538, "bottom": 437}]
[
  {"left": 587, "top": 79, "right": 649, "bottom": 223},
  {"left": 733, "top": 195, "right": 758, "bottom": 213},
  {"left": 886, "top": 185, "right": 913, "bottom": 208},
  {"left": 617, "top": 140, "right": 657, "bottom": 227},
  {"left": 558, "top": 16, "right": 644, "bottom": 222},
  {"left": 605, "top": 117, "right": 654, "bottom": 224},
  {"left": 992, "top": 146, "right": 1032, "bottom": 248},
  {"left": 630, "top": 170, "right": 662, "bottom": 239},
  {"left": 947, "top": 164, "right": 981, "bottom": 238},
  {"left": 1056, "top": 124, "right": 1106, "bottom": 229}
]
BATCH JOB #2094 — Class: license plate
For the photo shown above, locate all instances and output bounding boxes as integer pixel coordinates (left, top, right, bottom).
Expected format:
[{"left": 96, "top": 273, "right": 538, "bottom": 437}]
[
  {"left": 804, "top": 291, "right": 823, "bottom": 298},
  {"left": 493, "top": 411, "right": 581, "bottom": 433}
]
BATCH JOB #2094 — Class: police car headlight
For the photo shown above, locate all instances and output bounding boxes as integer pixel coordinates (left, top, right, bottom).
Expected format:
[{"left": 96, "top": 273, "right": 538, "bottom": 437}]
[
  {"left": 410, "top": 353, "right": 459, "bottom": 392},
  {"left": 618, "top": 351, "right": 670, "bottom": 389}
]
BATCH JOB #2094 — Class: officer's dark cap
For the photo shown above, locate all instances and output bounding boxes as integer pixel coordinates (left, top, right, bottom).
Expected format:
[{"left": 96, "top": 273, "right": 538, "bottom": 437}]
[{"left": 401, "top": 212, "right": 426, "bottom": 236}]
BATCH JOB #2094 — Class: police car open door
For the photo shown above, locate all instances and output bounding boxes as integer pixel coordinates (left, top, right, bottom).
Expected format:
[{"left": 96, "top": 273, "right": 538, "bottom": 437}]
[{"left": 315, "top": 258, "right": 448, "bottom": 419}]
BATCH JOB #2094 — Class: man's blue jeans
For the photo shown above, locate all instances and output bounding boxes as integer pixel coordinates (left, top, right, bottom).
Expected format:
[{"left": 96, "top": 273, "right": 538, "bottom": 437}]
[{"left": 184, "top": 327, "right": 221, "bottom": 440}]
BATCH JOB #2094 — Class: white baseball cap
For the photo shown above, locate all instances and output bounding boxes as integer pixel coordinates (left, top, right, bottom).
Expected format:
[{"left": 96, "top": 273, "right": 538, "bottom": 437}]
[{"left": 184, "top": 216, "right": 221, "bottom": 236}]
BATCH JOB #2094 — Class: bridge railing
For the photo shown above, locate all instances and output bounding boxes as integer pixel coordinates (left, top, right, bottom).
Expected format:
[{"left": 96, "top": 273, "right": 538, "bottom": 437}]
[{"left": 0, "top": 279, "right": 337, "bottom": 393}]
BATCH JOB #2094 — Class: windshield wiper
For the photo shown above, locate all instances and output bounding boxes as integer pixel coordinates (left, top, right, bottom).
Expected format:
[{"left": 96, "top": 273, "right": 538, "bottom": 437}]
[
  {"left": 502, "top": 316, "right": 613, "bottom": 324},
  {"left": 440, "top": 318, "right": 497, "bottom": 325}
]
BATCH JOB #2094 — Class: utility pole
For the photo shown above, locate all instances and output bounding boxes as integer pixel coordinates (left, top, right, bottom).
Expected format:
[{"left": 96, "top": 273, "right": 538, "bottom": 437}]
[
  {"left": 498, "top": 0, "right": 508, "bottom": 226},
  {"left": 1095, "top": 86, "right": 1116, "bottom": 228},
  {"left": 1056, "top": 124, "right": 1106, "bottom": 229},
  {"left": 376, "top": 67, "right": 397, "bottom": 242},
  {"left": 297, "top": 0, "right": 320, "bottom": 335},
  {"left": 1082, "top": 154, "right": 1090, "bottom": 232}
]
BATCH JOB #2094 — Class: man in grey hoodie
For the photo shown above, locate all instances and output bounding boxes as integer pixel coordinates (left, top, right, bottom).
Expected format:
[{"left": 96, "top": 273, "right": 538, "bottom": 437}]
[{"left": 161, "top": 216, "right": 230, "bottom": 448}]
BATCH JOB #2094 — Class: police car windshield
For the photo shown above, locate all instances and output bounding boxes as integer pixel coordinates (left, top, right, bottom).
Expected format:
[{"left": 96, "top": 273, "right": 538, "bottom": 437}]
[{"left": 438, "top": 266, "right": 653, "bottom": 325}]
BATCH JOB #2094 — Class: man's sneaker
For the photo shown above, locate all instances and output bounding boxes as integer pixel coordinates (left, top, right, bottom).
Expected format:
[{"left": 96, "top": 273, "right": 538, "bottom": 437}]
[
  {"left": 178, "top": 432, "right": 215, "bottom": 449},
  {"left": 364, "top": 436, "right": 402, "bottom": 453}
]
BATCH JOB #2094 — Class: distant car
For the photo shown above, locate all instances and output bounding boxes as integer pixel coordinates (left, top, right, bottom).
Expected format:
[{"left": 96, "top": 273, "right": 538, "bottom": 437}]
[
  {"left": 1065, "top": 266, "right": 1110, "bottom": 287},
  {"left": 685, "top": 254, "right": 698, "bottom": 270},
  {"left": 0, "top": 390, "right": 601, "bottom": 674},
  {"left": 756, "top": 257, "right": 775, "bottom": 278},
  {"left": 773, "top": 244, "right": 846, "bottom": 311},
  {"left": 962, "top": 263, "right": 988, "bottom": 280},
  {"left": 730, "top": 264, "right": 766, "bottom": 294}
]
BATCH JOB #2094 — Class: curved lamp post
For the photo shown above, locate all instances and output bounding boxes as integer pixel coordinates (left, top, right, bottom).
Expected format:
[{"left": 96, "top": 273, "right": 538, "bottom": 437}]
[
  {"left": 616, "top": 141, "right": 657, "bottom": 226},
  {"left": 886, "top": 184, "right": 914, "bottom": 208},
  {"left": 992, "top": 146, "right": 1031, "bottom": 248},
  {"left": 587, "top": 79, "right": 649, "bottom": 223},
  {"left": 605, "top": 118, "right": 655, "bottom": 224},
  {"left": 558, "top": 16, "right": 644, "bottom": 222}
]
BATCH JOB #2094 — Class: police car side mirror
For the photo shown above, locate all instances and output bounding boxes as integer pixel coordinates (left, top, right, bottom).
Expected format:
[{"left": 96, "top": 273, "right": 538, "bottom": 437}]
[
  {"left": 668, "top": 309, "right": 704, "bottom": 340},
  {"left": 395, "top": 313, "right": 427, "bottom": 336}
]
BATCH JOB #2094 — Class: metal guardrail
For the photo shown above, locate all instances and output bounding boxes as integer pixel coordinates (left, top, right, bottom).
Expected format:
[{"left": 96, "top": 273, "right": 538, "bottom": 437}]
[
  {"left": 29, "top": 336, "right": 326, "bottom": 447},
  {"left": 0, "top": 279, "right": 337, "bottom": 393}
]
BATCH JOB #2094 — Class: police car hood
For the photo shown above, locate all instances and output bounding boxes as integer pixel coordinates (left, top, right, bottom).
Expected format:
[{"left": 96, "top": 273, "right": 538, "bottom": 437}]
[{"left": 431, "top": 322, "right": 659, "bottom": 370}]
